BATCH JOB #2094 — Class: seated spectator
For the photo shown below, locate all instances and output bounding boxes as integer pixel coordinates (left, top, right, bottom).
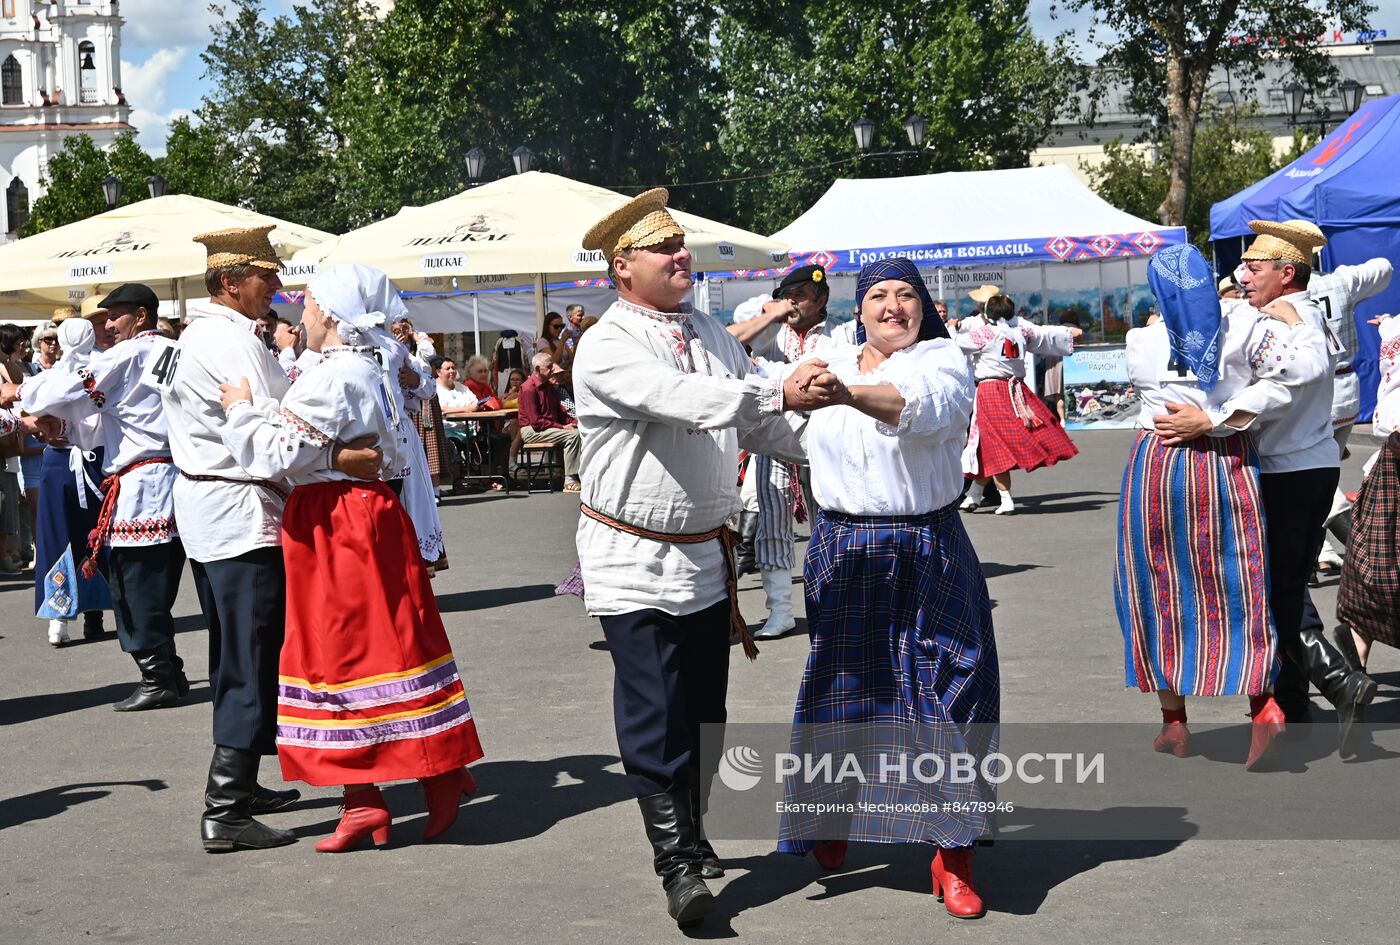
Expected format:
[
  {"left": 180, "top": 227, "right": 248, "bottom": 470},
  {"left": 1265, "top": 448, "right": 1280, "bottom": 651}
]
[
  {"left": 435, "top": 356, "right": 507, "bottom": 488},
  {"left": 518, "top": 352, "right": 582, "bottom": 492},
  {"left": 500, "top": 368, "right": 526, "bottom": 408}
]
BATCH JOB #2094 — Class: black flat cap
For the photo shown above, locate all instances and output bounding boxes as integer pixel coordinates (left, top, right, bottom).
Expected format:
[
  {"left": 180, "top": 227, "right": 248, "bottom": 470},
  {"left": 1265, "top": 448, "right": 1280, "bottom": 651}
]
[
  {"left": 772, "top": 264, "right": 828, "bottom": 298},
  {"left": 98, "top": 283, "right": 161, "bottom": 314}
]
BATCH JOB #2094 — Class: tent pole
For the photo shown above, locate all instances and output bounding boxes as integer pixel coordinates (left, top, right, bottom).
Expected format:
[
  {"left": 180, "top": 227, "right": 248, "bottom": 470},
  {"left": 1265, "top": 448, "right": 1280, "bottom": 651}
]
[
  {"left": 473, "top": 293, "right": 481, "bottom": 357},
  {"left": 534, "top": 273, "right": 547, "bottom": 338},
  {"left": 176, "top": 278, "right": 187, "bottom": 322}
]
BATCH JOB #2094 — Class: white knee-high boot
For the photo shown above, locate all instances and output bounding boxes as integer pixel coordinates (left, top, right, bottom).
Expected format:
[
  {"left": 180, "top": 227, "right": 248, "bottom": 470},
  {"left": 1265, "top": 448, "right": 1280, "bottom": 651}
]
[{"left": 753, "top": 568, "right": 797, "bottom": 640}]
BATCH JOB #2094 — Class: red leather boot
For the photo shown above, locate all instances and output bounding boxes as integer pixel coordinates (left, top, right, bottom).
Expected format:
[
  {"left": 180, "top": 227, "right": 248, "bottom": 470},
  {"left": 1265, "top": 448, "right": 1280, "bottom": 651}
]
[
  {"left": 315, "top": 787, "right": 391, "bottom": 853},
  {"left": 1153, "top": 722, "right": 1190, "bottom": 757},
  {"left": 931, "top": 847, "right": 985, "bottom": 919},
  {"left": 420, "top": 767, "right": 476, "bottom": 841},
  {"left": 1245, "top": 694, "right": 1287, "bottom": 770},
  {"left": 812, "top": 840, "right": 848, "bottom": 870}
]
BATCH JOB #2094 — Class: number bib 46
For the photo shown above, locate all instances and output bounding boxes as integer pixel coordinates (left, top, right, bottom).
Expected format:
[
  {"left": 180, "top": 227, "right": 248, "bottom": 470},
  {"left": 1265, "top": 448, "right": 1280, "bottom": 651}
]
[{"left": 141, "top": 337, "right": 181, "bottom": 390}]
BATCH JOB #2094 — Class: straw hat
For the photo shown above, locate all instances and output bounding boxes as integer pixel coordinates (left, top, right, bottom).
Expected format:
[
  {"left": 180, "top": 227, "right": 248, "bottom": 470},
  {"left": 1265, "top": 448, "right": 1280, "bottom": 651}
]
[
  {"left": 1217, "top": 275, "right": 1237, "bottom": 297},
  {"left": 193, "top": 224, "right": 283, "bottom": 271},
  {"left": 78, "top": 295, "right": 108, "bottom": 319},
  {"left": 1240, "top": 219, "right": 1326, "bottom": 265},
  {"left": 582, "top": 188, "right": 685, "bottom": 260},
  {"left": 968, "top": 284, "right": 1001, "bottom": 304},
  {"left": 50, "top": 305, "right": 79, "bottom": 323}
]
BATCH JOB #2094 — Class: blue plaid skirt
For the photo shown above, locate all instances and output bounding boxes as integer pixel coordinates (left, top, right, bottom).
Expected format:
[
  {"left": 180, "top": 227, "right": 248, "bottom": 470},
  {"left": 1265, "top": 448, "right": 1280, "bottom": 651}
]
[{"left": 778, "top": 504, "right": 999, "bottom": 853}]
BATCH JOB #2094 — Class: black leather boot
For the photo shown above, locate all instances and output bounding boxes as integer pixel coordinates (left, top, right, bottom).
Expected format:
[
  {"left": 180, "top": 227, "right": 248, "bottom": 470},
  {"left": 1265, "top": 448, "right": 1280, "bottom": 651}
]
[
  {"left": 1333, "top": 624, "right": 1363, "bottom": 673},
  {"left": 1299, "top": 626, "right": 1376, "bottom": 753},
  {"left": 201, "top": 746, "right": 298, "bottom": 853},
  {"left": 637, "top": 792, "right": 714, "bottom": 926},
  {"left": 734, "top": 511, "right": 758, "bottom": 577},
  {"left": 250, "top": 783, "right": 303, "bottom": 815},
  {"left": 112, "top": 648, "right": 183, "bottom": 712},
  {"left": 691, "top": 779, "right": 723, "bottom": 879},
  {"left": 82, "top": 610, "right": 107, "bottom": 640},
  {"left": 168, "top": 644, "right": 191, "bottom": 698}
]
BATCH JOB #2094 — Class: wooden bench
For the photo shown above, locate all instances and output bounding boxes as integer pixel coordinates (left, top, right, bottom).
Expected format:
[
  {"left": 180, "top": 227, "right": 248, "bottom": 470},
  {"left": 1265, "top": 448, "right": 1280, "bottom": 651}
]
[{"left": 518, "top": 442, "right": 564, "bottom": 493}]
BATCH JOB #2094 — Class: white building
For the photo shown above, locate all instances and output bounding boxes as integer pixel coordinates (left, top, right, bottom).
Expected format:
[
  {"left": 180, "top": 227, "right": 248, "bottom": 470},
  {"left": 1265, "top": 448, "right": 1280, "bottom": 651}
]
[{"left": 0, "top": 0, "right": 132, "bottom": 241}]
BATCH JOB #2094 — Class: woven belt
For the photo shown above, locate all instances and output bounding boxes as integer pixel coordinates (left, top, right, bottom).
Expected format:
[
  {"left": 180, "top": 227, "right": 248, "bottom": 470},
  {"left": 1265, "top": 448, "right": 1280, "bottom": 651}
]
[
  {"left": 82, "top": 457, "right": 173, "bottom": 578},
  {"left": 579, "top": 502, "right": 758, "bottom": 660},
  {"left": 1335, "top": 366, "right": 1354, "bottom": 377},
  {"left": 180, "top": 470, "right": 290, "bottom": 502}
]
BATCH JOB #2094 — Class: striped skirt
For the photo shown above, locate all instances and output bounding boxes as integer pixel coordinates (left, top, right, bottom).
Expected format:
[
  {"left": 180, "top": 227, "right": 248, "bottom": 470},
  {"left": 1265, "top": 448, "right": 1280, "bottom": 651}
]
[
  {"left": 1114, "top": 431, "right": 1277, "bottom": 696},
  {"left": 777, "top": 505, "right": 1000, "bottom": 854},
  {"left": 275, "top": 480, "right": 482, "bottom": 786},
  {"left": 1337, "top": 434, "right": 1400, "bottom": 648}
]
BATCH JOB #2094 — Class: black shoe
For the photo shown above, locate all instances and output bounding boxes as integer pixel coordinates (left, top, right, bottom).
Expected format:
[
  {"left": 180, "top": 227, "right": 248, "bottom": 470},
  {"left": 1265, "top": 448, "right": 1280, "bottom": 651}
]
[
  {"left": 1300, "top": 626, "right": 1378, "bottom": 753},
  {"left": 250, "top": 783, "right": 302, "bottom": 815},
  {"left": 637, "top": 791, "right": 715, "bottom": 926},
  {"left": 112, "top": 648, "right": 183, "bottom": 712},
  {"left": 82, "top": 611, "right": 107, "bottom": 640},
  {"left": 1332, "top": 670, "right": 1378, "bottom": 757},
  {"left": 201, "top": 746, "right": 297, "bottom": 853}
]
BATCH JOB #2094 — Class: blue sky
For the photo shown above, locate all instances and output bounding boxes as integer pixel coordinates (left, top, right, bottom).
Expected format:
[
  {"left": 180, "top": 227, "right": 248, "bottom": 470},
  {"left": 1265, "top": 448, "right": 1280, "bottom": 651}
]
[{"left": 121, "top": 1, "right": 1397, "bottom": 154}]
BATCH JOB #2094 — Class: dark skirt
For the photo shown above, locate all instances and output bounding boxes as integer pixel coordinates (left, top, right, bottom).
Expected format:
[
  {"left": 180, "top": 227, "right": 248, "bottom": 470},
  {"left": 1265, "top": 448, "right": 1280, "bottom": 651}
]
[
  {"left": 777, "top": 505, "right": 999, "bottom": 853},
  {"left": 1114, "top": 431, "right": 1278, "bottom": 695},
  {"left": 34, "top": 446, "right": 110, "bottom": 617},
  {"left": 1338, "top": 434, "right": 1400, "bottom": 648}
]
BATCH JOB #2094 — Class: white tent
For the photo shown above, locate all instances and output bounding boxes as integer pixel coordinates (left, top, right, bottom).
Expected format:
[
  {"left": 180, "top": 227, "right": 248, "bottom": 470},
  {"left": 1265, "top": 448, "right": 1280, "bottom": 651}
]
[{"left": 770, "top": 165, "right": 1183, "bottom": 270}]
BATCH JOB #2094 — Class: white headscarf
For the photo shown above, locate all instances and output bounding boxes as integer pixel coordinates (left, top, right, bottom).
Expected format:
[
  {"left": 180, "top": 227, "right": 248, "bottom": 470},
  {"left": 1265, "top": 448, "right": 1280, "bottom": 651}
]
[
  {"left": 56, "top": 318, "right": 95, "bottom": 373},
  {"left": 306, "top": 264, "right": 406, "bottom": 344}
]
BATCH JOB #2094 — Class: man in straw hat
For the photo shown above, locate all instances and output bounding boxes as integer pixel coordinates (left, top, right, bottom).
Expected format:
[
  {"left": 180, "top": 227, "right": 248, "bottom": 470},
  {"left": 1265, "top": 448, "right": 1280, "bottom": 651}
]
[
  {"left": 572, "top": 188, "right": 847, "bottom": 926},
  {"left": 1154, "top": 219, "right": 1376, "bottom": 754},
  {"left": 158, "top": 225, "right": 382, "bottom": 852}
]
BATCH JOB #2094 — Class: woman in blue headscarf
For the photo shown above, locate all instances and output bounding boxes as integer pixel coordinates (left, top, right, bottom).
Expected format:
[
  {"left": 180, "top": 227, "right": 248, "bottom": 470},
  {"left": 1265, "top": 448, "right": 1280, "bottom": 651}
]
[
  {"left": 1115, "top": 244, "right": 1307, "bottom": 769},
  {"left": 776, "top": 258, "right": 999, "bottom": 920}
]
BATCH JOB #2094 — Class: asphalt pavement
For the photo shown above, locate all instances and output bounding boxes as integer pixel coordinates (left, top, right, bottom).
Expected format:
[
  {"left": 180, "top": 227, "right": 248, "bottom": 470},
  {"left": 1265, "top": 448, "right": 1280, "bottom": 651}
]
[{"left": 2, "top": 427, "right": 1395, "bottom": 945}]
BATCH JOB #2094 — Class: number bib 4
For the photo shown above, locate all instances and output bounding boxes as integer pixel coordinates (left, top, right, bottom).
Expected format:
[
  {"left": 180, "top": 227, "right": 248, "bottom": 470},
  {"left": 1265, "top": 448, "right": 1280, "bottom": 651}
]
[
  {"left": 141, "top": 337, "right": 181, "bottom": 390},
  {"left": 1160, "top": 348, "right": 1199, "bottom": 384}
]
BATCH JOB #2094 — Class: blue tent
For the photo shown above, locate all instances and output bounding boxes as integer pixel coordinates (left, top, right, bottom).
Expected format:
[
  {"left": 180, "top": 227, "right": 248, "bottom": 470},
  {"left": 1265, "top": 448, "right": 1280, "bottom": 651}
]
[{"left": 1211, "top": 93, "right": 1400, "bottom": 422}]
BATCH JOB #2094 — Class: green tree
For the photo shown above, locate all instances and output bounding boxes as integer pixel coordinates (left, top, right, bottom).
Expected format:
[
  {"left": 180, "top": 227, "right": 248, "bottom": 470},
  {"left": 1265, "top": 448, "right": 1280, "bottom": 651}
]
[
  {"left": 714, "top": 0, "right": 1074, "bottom": 234},
  {"left": 1085, "top": 105, "right": 1298, "bottom": 250},
  {"left": 1063, "top": 0, "right": 1374, "bottom": 226},
  {"left": 21, "top": 132, "right": 158, "bottom": 236}
]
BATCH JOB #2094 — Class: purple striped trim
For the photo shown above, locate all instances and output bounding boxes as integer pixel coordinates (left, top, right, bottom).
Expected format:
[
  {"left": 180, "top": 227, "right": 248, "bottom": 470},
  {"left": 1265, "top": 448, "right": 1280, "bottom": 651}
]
[
  {"left": 278, "top": 660, "right": 460, "bottom": 709},
  {"left": 276, "top": 696, "right": 472, "bottom": 747}
]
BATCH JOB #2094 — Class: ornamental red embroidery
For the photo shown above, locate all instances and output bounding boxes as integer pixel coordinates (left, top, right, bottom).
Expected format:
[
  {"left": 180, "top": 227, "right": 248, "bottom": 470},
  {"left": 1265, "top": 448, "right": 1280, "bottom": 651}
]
[
  {"left": 77, "top": 368, "right": 106, "bottom": 409},
  {"left": 108, "top": 516, "right": 175, "bottom": 543},
  {"left": 280, "top": 408, "right": 332, "bottom": 448}
]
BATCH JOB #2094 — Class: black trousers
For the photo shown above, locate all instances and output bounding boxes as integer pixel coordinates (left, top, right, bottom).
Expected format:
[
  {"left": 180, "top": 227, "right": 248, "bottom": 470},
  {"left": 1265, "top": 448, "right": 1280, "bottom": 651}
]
[
  {"left": 109, "top": 540, "right": 186, "bottom": 654},
  {"left": 189, "top": 547, "right": 286, "bottom": 754},
  {"left": 1261, "top": 467, "right": 1340, "bottom": 705},
  {"left": 599, "top": 600, "right": 732, "bottom": 798}
]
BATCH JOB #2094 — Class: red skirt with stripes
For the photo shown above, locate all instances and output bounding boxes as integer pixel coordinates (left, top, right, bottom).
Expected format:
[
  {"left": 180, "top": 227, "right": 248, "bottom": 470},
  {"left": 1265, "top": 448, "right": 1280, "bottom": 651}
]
[
  {"left": 275, "top": 480, "right": 483, "bottom": 786},
  {"left": 969, "top": 377, "right": 1078, "bottom": 479}
]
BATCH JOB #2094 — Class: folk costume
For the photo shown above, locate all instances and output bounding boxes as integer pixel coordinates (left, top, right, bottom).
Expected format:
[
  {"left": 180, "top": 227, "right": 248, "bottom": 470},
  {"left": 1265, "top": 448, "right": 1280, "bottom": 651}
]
[
  {"left": 31, "top": 313, "right": 111, "bottom": 646},
  {"left": 956, "top": 302, "right": 1078, "bottom": 514},
  {"left": 747, "top": 264, "right": 835, "bottom": 640},
  {"left": 19, "top": 283, "right": 188, "bottom": 711},
  {"left": 573, "top": 189, "right": 807, "bottom": 926},
  {"left": 161, "top": 225, "right": 301, "bottom": 853},
  {"left": 1233, "top": 220, "right": 1377, "bottom": 751},
  {"left": 776, "top": 257, "right": 998, "bottom": 920},
  {"left": 221, "top": 265, "right": 482, "bottom": 852},
  {"left": 1304, "top": 259, "right": 1392, "bottom": 569},
  {"left": 1335, "top": 316, "right": 1400, "bottom": 667},
  {"left": 1113, "top": 246, "right": 1309, "bottom": 761}
]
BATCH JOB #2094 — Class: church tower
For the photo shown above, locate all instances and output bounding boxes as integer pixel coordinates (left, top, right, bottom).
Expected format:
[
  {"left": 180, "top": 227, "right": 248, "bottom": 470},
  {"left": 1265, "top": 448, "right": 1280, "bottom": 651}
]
[{"left": 0, "top": 1, "right": 133, "bottom": 241}]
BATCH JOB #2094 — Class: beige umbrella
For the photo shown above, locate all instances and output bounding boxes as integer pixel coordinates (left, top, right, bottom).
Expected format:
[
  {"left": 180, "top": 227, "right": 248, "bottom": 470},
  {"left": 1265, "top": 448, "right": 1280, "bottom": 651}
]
[
  {"left": 0, "top": 194, "right": 333, "bottom": 316},
  {"left": 284, "top": 172, "right": 789, "bottom": 332}
]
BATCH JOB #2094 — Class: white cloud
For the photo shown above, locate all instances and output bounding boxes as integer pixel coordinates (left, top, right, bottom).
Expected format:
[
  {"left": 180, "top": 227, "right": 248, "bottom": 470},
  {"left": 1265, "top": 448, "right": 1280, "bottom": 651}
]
[
  {"left": 121, "top": 47, "right": 190, "bottom": 155},
  {"left": 122, "top": 1, "right": 217, "bottom": 48}
]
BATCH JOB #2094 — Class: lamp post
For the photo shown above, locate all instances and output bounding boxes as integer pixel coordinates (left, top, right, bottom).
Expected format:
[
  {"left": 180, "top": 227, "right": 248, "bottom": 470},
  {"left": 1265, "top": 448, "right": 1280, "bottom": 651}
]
[
  {"left": 903, "top": 114, "right": 927, "bottom": 149},
  {"left": 852, "top": 117, "right": 876, "bottom": 152},
  {"left": 1340, "top": 78, "right": 1364, "bottom": 115},
  {"left": 1284, "top": 83, "right": 1305, "bottom": 126},
  {"left": 466, "top": 147, "right": 486, "bottom": 184},
  {"left": 511, "top": 146, "right": 534, "bottom": 175},
  {"left": 101, "top": 174, "right": 122, "bottom": 207},
  {"left": 146, "top": 173, "right": 167, "bottom": 199}
]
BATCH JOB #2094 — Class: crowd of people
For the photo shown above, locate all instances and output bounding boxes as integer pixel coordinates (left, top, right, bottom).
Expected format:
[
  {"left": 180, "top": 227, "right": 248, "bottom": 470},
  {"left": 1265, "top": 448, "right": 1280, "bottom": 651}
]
[{"left": 1, "top": 192, "right": 1393, "bottom": 932}]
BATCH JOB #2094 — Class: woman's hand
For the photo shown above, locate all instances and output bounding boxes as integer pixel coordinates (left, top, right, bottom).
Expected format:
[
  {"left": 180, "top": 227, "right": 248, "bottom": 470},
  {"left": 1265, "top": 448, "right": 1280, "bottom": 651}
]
[
  {"left": 219, "top": 377, "right": 253, "bottom": 411},
  {"left": 1260, "top": 299, "right": 1301, "bottom": 326},
  {"left": 1153, "top": 402, "right": 1212, "bottom": 446},
  {"left": 1066, "top": 326, "right": 1084, "bottom": 340}
]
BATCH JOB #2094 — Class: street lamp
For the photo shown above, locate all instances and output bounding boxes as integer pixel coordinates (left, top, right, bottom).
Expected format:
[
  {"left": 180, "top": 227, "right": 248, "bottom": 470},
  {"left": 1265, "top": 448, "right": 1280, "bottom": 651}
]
[
  {"left": 466, "top": 147, "right": 486, "bottom": 183},
  {"left": 904, "top": 114, "right": 927, "bottom": 149},
  {"left": 852, "top": 117, "right": 876, "bottom": 152},
  {"left": 146, "top": 173, "right": 167, "bottom": 199},
  {"left": 101, "top": 174, "right": 122, "bottom": 207},
  {"left": 1284, "top": 83, "right": 1305, "bottom": 125},
  {"left": 511, "top": 146, "right": 534, "bottom": 175},
  {"left": 1340, "top": 78, "right": 1364, "bottom": 114}
]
